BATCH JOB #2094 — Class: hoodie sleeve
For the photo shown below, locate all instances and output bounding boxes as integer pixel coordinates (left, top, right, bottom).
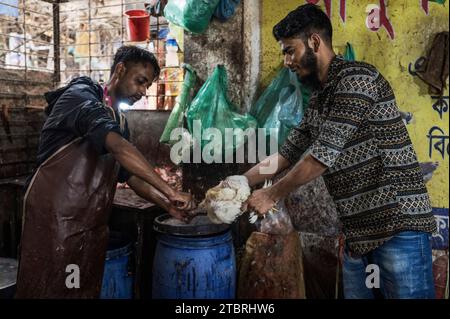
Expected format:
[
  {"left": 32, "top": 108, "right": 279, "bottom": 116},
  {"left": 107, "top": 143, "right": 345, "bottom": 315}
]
[{"left": 48, "top": 83, "right": 123, "bottom": 155}]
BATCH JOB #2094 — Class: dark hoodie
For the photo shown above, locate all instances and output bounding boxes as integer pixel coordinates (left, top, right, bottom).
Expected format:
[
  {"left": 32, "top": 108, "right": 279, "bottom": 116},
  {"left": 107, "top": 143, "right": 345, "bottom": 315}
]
[{"left": 27, "top": 76, "right": 130, "bottom": 188}]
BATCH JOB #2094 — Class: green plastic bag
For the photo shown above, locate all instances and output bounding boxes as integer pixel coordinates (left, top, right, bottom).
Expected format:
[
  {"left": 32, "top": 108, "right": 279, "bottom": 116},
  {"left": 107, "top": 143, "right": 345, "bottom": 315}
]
[
  {"left": 186, "top": 65, "right": 257, "bottom": 159},
  {"left": 160, "top": 63, "right": 197, "bottom": 144},
  {"left": 164, "top": 0, "right": 220, "bottom": 34},
  {"left": 343, "top": 42, "right": 356, "bottom": 61},
  {"left": 250, "top": 67, "right": 310, "bottom": 146}
]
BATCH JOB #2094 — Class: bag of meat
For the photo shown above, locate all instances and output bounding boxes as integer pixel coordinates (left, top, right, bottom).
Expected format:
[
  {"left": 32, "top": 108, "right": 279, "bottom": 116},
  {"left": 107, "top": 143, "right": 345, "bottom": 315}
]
[
  {"left": 238, "top": 180, "right": 304, "bottom": 299},
  {"left": 237, "top": 231, "right": 306, "bottom": 299}
]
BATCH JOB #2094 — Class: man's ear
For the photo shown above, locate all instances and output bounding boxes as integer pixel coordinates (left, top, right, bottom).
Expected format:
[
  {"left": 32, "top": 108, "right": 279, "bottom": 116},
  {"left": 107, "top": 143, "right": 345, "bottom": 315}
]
[
  {"left": 308, "top": 34, "right": 321, "bottom": 52},
  {"left": 115, "top": 62, "right": 126, "bottom": 79}
]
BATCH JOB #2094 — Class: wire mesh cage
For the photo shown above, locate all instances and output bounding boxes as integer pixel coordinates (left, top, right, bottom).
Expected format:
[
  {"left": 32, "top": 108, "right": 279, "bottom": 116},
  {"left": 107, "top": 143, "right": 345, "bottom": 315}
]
[{"left": 0, "top": 0, "right": 184, "bottom": 179}]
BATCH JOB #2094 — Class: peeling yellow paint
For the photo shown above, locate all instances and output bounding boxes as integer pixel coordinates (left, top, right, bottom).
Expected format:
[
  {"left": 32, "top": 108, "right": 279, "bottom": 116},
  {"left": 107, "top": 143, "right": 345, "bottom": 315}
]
[{"left": 261, "top": 0, "right": 449, "bottom": 208}]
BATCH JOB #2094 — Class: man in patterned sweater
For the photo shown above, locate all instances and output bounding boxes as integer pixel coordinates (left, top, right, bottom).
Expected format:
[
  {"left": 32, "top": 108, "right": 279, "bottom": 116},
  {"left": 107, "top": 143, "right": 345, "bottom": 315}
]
[{"left": 243, "top": 4, "right": 436, "bottom": 299}]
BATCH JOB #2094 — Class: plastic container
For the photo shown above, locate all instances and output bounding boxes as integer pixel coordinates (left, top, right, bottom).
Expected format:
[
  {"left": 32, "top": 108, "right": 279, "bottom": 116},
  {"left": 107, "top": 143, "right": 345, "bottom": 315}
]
[
  {"left": 165, "top": 38, "right": 179, "bottom": 67},
  {"left": 100, "top": 232, "right": 134, "bottom": 299},
  {"left": 152, "top": 214, "right": 236, "bottom": 299},
  {"left": 125, "top": 10, "right": 150, "bottom": 42}
]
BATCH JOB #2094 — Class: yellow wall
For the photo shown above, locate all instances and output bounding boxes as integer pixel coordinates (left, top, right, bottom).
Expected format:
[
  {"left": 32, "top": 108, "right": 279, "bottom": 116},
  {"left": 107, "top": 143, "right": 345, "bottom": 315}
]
[{"left": 261, "top": 0, "right": 449, "bottom": 210}]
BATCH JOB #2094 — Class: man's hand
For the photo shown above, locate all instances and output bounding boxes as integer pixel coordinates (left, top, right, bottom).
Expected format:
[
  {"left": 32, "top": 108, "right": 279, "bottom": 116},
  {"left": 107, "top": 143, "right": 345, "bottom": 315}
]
[
  {"left": 127, "top": 176, "right": 197, "bottom": 222},
  {"left": 170, "top": 191, "right": 197, "bottom": 211},
  {"left": 167, "top": 204, "right": 196, "bottom": 223},
  {"left": 244, "top": 187, "right": 278, "bottom": 216}
]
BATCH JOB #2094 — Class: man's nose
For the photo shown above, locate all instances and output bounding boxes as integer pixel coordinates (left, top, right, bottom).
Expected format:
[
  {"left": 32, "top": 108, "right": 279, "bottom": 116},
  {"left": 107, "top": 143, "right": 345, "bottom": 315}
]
[{"left": 284, "top": 55, "right": 292, "bottom": 67}]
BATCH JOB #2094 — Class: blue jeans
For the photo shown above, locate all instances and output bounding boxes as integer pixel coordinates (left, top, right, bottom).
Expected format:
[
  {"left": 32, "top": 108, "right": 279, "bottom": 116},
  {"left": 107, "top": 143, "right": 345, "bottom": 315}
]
[{"left": 343, "top": 231, "right": 435, "bottom": 299}]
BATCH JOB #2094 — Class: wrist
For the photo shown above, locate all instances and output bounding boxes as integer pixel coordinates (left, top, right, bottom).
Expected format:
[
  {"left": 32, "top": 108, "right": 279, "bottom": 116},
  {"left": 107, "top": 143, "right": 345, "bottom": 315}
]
[
  {"left": 165, "top": 187, "right": 177, "bottom": 200},
  {"left": 268, "top": 183, "right": 283, "bottom": 202}
]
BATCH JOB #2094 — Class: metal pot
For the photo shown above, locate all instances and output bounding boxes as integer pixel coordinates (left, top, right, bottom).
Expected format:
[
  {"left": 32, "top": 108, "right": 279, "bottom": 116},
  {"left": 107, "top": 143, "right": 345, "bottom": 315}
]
[{"left": 0, "top": 258, "right": 18, "bottom": 299}]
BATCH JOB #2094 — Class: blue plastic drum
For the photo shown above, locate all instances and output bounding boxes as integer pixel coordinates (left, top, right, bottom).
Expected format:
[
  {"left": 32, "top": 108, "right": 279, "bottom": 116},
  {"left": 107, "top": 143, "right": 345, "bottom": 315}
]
[
  {"left": 100, "top": 232, "right": 134, "bottom": 299},
  {"left": 152, "top": 214, "right": 236, "bottom": 299}
]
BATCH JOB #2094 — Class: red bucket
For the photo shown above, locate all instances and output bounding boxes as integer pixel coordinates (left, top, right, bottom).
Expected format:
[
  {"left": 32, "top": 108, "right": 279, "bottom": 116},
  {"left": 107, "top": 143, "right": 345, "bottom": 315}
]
[{"left": 125, "top": 9, "right": 150, "bottom": 42}]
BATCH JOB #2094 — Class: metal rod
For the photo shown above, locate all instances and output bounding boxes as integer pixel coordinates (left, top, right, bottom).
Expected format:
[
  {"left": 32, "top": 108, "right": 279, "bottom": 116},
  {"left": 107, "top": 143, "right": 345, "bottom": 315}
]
[
  {"left": 0, "top": 63, "right": 54, "bottom": 72},
  {"left": 22, "top": 0, "right": 27, "bottom": 87},
  {"left": 0, "top": 34, "right": 53, "bottom": 47},
  {"left": 59, "top": 1, "right": 148, "bottom": 13},
  {"left": 57, "top": 56, "right": 175, "bottom": 64},
  {"left": 53, "top": 1, "right": 60, "bottom": 83},
  {"left": 0, "top": 48, "right": 54, "bottom": 58},
  {"left": 0, "top": 17, "right": 53, "bottom": 30},
  {"left": 58, "top": 26, "right": 125, "bottom": 33},
  {"left": 88, "top": 0, "right": 92, "bottom": 79},
  {"left": 60, "top": 15, "right": 128, "bottom": 22},
  {"left": 121, "top": 0, "right": 124, "bottom": 48},
  {"left": 58, "top": 40, "right": 157, "bottom": 47}
]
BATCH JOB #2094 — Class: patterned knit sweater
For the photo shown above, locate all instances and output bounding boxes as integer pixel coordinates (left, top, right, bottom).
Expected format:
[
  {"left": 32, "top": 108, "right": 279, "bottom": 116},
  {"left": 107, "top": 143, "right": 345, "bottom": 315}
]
[{"left": 280, "top": 56, "right": 436, "bottom": 255}]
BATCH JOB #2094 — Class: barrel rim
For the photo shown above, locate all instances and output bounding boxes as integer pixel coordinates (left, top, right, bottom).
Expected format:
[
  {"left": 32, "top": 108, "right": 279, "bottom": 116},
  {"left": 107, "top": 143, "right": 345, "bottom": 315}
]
[{"left": 153, "top": 213, "right": 230, "bottom": 237}]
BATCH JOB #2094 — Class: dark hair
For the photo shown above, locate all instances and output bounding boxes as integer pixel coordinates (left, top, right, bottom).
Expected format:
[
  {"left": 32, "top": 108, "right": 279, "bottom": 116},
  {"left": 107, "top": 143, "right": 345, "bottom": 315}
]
[
  {"left": 273, "top": 4, "right": 332, "bottom": 46},
  {"left": 110, "top": 45, "right": 161, "bottom": 79}
]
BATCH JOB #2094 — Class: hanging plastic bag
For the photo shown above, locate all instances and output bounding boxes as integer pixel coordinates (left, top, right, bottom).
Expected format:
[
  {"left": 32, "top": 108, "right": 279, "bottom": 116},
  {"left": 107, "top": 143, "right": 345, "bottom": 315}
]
[
  {"left": 164, "top": 0, "right": 220, "bottom": 34},
  {"left": 213, "top": 0, "right": 240, "bottom": 22},
  {"left": 160, "top": 64, "right": 197, "bottom": 144},
  {"left": 343, "top": 42, "right": 356, "bottom": 61},
  {"left": 250, "top": 67, "right": 310, "bottom": 146},
  {"left": 186, "top": 65, "right": 257, "bottom": 159}
]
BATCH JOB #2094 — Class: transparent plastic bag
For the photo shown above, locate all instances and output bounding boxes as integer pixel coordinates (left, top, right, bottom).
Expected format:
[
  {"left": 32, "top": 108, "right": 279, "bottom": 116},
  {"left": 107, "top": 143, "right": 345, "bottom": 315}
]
[
  {"left": 248, "top": 180, "right": 294, "bottom": 235},
  {"left": 254, "top": 199, "right": 294, "bottom": 235}
]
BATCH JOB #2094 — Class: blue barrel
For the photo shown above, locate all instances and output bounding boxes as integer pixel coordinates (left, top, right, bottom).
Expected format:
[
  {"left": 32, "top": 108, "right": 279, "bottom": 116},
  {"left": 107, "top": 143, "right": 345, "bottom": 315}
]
[
  {"left": 100, "top": 232, "right": 134, "bottom": 299},
  {"left": 152, "top": 214, "right": 236, "bottom": 299}
]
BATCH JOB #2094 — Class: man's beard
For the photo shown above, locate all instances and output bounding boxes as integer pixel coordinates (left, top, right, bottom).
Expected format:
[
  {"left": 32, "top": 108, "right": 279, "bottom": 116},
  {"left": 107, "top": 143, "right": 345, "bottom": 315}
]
[
  {"left": 298, "top": 46, "right": 321, "bottom": 91},
  {"left": 115, "top": 87, "right": 135, "bottom": 105}
]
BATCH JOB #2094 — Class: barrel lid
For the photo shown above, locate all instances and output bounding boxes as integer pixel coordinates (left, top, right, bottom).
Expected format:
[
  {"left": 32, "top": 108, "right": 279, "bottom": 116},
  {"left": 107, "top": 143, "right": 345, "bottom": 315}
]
[
  {"left": 0, "top": 258, "right": 18, "bottom": 290},
  {"left": 153, "top": 213, "right": 229, "bottom": 237}
]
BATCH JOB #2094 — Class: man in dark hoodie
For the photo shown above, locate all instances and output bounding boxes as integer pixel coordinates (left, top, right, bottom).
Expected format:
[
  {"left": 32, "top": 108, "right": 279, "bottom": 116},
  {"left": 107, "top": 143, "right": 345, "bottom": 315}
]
[{"left": 15, "top": 46, "right": 196, "bottom": 298}]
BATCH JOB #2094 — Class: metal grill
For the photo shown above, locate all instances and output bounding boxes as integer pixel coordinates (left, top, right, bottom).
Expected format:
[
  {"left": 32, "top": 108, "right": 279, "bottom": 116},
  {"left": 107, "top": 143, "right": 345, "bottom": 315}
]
[
  {"left": 58, "top": 0, "right": 183, "bottom": 110},
  {"left": 0, "top": 0, "right": 56, "bottom": 107},
  {"left": 0, "top": 0, "right": 184, "bottom": 111}
]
